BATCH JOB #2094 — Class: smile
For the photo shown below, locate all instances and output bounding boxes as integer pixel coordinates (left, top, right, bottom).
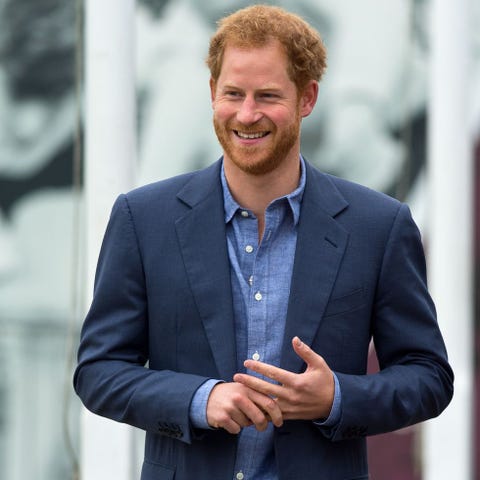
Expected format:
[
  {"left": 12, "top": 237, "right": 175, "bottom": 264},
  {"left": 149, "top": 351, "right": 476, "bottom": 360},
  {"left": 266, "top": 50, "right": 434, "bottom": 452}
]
[{"left": 234, "top": 130, "right": 269, "bottom": 139}]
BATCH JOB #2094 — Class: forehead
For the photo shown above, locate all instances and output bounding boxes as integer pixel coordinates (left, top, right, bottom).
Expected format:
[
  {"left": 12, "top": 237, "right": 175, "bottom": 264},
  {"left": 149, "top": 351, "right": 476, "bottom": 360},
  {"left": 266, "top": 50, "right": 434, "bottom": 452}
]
[{"left": 218, "top": 40, "right": 292, "bottom": 86}]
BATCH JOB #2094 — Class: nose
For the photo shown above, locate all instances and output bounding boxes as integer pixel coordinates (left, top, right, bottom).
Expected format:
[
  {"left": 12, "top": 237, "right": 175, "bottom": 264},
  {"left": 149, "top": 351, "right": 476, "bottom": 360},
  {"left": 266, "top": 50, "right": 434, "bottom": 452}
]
[{"left": 236, "top": 96, "right": 262, "bottom": 125}]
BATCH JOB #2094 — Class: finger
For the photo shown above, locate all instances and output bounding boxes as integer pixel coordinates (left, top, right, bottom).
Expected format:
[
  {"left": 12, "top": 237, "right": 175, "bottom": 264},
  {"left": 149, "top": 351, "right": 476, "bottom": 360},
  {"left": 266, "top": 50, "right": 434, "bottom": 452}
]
[
  {"left": 231, "top": 381, "right": 283, "bottom": 428},
  {"left": 234, "top": 373, "right": 283, "bottom": 398},
  {"left": 224, "top": 388, "right": 273, "bottom": 431},
  {"left": 291, "top": 336, "right": 326, "bottom": 368},
  {"left": 210, "top": 400, "right": 263, "bottom": 433},
  {"left": 211, "top": 409, "right": 249, "bottom": 434},
  {"left": 206, "top": 383, "right": 257, "bottom": 433},
  {"left": 249, "top": 390, "right": 283, "bottom": 427},
  {"left": 231, "top": 375, "right": 284, "bottom": 427},
  {"left": 242, "top": 360, "right": 295, "bottom": 386},
  {"left": 219, "top": 417, "right": 243, "bottom": 434},
  {"left": 229, "top": 411, "right": 254, "bottom": 430},
  {"left": 236, "top": 398, "right": 270, "bottom": 431},
  {"left": 234, "top": 374, "right": 291, "bottom": 419}
]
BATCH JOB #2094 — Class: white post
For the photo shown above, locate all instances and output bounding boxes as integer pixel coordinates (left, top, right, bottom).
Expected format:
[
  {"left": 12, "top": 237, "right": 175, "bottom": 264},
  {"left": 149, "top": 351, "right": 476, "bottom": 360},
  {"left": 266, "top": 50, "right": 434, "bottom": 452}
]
[
  {"left": 424, "top": 0, "right": 474, "bottom": 479},
  {"left": 82, "top": 1, "right": 137, "bottom": 479}
]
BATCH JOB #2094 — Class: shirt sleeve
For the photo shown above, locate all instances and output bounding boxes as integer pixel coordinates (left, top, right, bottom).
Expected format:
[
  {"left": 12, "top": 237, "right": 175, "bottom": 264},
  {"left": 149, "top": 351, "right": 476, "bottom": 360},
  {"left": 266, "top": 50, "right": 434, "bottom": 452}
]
[
  {"left": 313, "top": 372, "right": 342, "bottom": 427},
  {"left": 189, "top": 378, "right": 224, "bottom": 429}
]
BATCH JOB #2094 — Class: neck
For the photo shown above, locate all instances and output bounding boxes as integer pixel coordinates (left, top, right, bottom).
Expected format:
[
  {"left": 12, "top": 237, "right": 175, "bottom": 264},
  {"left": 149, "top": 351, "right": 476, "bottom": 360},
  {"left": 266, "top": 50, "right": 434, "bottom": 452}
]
[{"left": 223, "top": 154, "right": 301, "bottom": 241}]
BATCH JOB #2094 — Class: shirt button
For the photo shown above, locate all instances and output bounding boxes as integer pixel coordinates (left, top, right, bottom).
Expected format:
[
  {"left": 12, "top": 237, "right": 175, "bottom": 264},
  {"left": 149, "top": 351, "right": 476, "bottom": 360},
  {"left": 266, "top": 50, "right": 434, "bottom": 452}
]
[
  {"left": 241, "top": 210, "right": 249, "bottom": 218},
  {"left": 254, "top": 292, "right": 262, "bottom": 301},
  {"left": 245, "top": 245, "right": 254, "bottom": 253},
  {"left": 236, "top": 472, "right": 245, "bottom": 480},
  {"left": 248, "top": 275, "right": 254, "bottom": 286},
  {"left": 252, "top": 352, "right": 260, "bottom": 361}
]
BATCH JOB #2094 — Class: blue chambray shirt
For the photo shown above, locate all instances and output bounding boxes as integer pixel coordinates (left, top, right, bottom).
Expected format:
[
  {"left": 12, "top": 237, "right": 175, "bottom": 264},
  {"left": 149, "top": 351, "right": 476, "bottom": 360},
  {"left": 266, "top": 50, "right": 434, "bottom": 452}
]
[{"left": 190, "top": 157, "right": 341, "bottom": 480}]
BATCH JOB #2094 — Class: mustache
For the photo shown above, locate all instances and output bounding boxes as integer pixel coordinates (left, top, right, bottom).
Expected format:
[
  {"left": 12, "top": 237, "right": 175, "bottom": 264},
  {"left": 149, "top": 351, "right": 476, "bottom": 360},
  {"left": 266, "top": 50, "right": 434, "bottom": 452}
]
[{"left": 226, "top": 120, "right": 274, "bottom": 133}]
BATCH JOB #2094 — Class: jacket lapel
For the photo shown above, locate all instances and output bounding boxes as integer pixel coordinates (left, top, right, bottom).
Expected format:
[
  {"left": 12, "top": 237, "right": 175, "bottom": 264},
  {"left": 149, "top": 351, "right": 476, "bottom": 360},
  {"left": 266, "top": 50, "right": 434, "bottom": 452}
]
[
  {"left": 280, "top": 164, "right": 349, "bottom": 372},
  {"left": 174, "top": 161, "right": 237, "bottom": 381}
]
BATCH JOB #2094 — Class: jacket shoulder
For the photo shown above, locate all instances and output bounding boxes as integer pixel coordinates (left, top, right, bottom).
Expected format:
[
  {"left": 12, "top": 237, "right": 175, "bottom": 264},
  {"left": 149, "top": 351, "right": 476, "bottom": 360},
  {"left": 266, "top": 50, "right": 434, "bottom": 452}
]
[
  {"left": 305, "top": 161, "right": 403, "bottom": 220},
  {"left": 123, "top": 160, "right": 222, "bottom": 211}
]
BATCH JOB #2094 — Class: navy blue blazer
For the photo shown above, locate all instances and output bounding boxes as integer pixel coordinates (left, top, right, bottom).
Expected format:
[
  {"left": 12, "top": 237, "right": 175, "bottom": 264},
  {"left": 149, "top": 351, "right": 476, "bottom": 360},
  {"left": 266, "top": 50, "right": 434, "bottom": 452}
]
[{"left": 74, "top": 159, "right": 453, "bottom": 480}]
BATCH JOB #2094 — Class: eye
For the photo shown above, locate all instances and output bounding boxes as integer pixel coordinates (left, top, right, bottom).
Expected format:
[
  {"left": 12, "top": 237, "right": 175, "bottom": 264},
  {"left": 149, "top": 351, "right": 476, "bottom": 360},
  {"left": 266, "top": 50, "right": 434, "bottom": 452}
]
[
  {"left": 225, "top": 90, "right": 243, "bottom": 98},
  {"left": 259, "top": 92, "right": 280, "bottom": 101}
]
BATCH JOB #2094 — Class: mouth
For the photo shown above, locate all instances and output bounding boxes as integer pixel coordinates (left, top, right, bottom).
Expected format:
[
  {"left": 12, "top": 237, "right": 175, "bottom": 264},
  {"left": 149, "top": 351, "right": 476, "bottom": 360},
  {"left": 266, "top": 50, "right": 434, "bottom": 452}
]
[{"left": 234, "top": 130, "right": 270, "bottom": 140}]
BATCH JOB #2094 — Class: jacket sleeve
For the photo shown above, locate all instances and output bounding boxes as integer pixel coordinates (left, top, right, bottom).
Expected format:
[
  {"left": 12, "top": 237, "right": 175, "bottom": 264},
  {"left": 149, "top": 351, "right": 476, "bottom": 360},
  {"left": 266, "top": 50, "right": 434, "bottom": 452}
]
[
  {"left": 73, "top": 194, "right": 210, "bottom": 444},
  {"left": 323, "top": 203, "right": 454, "bottom": 441}
]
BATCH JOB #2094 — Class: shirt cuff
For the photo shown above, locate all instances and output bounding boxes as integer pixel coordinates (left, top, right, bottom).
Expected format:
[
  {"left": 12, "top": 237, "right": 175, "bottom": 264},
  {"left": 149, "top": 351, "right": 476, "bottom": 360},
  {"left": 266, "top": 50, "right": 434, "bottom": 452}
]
[
  {"left": 314, "top": 372, "right": 342, "bottom": 427},
  {"left": 189, "top": 378, "right": 223, "bottom": 429}
]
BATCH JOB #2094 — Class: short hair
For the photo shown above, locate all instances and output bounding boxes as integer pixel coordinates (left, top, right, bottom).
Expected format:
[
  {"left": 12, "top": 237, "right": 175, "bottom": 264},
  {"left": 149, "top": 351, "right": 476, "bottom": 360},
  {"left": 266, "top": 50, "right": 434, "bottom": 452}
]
[{"left": 207, "top": 4, "right": 327, "bottom": 92}]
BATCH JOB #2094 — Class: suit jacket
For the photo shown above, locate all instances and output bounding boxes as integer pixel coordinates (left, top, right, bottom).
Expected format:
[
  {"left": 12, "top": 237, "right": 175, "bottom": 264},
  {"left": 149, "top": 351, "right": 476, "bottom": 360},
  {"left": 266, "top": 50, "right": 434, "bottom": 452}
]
[{"left": 74, "top": 159, "right": 453, "bottom": 480}]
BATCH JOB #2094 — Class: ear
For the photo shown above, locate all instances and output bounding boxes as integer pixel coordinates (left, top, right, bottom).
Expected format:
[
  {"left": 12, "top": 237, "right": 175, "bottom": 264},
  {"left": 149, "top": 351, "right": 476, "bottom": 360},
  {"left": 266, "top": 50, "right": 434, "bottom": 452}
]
[
  {"left": 299, "top": 80, "right": 319, "bottom": 118},
  {"left": 209, "top": 77, "right": 216, "bottom": 106}
]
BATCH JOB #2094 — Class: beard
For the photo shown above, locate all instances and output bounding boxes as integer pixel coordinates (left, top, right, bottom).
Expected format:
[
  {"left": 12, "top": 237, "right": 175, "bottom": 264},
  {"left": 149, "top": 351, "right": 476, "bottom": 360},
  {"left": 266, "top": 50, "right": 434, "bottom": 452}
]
[{"left": 213, "top": 111, "right": 301, "bottom": 176}]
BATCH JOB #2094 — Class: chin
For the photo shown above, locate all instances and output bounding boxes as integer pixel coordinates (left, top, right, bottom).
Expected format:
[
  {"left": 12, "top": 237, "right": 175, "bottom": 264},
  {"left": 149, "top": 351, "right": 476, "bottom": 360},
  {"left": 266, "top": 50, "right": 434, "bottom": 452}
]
[{"left": 229, "top": 154, "right": 280, "bottom": 176}]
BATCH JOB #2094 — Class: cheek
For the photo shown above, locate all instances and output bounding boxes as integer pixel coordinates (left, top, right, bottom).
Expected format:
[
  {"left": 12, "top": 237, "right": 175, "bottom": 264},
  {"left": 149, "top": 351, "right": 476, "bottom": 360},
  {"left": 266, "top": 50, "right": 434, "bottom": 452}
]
[
  {"left": 269, "top": 105, "right": 298, "bottom": 125},
  {"left": 213, "top": 104, "right": 233, "bottom": 123},
  {"left": 272, "top": 114, "right": 295, "bottom": 131}
]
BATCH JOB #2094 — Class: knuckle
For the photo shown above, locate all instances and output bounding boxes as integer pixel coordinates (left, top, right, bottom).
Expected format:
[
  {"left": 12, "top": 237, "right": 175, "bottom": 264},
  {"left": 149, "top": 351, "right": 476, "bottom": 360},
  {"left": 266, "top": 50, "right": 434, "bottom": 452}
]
[
  {"left": 230, "top": 391, "right": 244, "bottom": 404},
  {"left": 291, "top": 377, "right": 304, "bottom": 391},
  {"left": 252, "top": 411, "right": 265, "bottom": 425},
  {"left": 218, "top": 412, "right": 230, "bottom": 425},
  {"left": 268, "top": 370, "right": 278, "bottom": 382},
  {"left": 289, "top": 392, "right": 302, "bottom": 406},
  {"left": 264, "top": 397, "right": 277, "bottom": 411}
]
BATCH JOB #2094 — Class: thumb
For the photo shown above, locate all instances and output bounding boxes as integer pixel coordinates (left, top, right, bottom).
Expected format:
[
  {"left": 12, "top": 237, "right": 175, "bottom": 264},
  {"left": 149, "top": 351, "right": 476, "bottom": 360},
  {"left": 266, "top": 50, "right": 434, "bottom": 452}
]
[{"left": 292, "top": 336, "right": 325, "bottom": 368}]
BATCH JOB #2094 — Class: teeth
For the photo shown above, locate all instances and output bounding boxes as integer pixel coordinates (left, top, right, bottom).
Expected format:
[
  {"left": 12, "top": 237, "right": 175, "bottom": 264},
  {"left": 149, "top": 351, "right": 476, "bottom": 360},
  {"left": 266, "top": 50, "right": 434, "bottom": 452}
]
[{"left": 236, "top": 131, "right": 267, "bottom": 139}]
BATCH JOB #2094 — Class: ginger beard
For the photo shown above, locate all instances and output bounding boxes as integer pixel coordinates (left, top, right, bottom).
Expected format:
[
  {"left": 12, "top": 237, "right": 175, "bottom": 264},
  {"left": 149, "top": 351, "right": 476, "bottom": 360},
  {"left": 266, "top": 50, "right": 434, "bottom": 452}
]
[{"left": 213, "top": 105, "right": 302, "bottom": 176}]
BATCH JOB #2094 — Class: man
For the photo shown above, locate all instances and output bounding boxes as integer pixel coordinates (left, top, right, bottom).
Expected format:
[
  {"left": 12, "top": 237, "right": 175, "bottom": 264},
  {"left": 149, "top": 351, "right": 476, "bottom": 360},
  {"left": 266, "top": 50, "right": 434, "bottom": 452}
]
[{"left": 74, "top": 5, "right": 454, "bottom": 480}]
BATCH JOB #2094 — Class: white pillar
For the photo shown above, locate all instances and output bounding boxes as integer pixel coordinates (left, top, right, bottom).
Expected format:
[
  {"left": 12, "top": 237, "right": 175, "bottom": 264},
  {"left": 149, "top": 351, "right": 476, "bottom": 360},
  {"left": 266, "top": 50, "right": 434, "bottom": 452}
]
[
  {"left": 82, "top": 1, "right": 137, "bottom": 479},
  {"left": 424, "top": 0, "right": 474, "bottom": 479}
]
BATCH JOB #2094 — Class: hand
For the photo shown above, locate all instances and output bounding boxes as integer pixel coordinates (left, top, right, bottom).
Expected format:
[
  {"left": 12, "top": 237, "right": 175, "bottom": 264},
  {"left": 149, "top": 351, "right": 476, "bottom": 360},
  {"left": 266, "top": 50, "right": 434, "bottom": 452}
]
[
  {"left": 233, "top": 337, "right": 334, "bottom": 421},
  {"left": 206, "top": 382, "right": 283, "bottom": 434}
]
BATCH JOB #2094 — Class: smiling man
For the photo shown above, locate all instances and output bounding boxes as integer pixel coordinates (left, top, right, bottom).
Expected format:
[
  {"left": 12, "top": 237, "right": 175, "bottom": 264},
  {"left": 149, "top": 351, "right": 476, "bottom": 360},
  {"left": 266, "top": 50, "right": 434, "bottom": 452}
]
[
  {"left": 74, "top": 5, "right": 453, "bottom": 480},
  {"left": 211, "top": 40, "right": 308, "bottom": 175}
]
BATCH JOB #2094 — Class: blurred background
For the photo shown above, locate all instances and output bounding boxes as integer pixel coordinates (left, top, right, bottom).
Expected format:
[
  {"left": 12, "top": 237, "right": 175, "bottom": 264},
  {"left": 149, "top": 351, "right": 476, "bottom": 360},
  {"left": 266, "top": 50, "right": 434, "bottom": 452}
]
[{"left": 0, "top": 0, "right": 478, "bottom": 478}]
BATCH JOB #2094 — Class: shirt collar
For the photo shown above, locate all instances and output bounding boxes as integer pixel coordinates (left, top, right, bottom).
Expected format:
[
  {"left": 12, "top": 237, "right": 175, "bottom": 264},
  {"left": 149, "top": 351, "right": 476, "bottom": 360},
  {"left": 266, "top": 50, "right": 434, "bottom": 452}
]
[{"left": 221, "top": 156, "right": 306, "bottom": 226}]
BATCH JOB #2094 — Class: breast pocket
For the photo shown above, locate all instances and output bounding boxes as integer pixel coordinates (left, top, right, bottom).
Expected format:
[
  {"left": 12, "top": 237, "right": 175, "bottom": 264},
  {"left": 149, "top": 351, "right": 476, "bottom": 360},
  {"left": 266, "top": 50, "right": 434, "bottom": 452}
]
[{"left": 323, "top": 287, "right": 366, "bottom": 318}]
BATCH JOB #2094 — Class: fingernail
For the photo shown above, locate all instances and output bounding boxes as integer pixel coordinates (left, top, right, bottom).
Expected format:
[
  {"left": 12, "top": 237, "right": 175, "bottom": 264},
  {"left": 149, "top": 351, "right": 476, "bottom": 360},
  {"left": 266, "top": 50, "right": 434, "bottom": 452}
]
[{"left": 294, "top": 336, "right": 303, "bottom": 347}]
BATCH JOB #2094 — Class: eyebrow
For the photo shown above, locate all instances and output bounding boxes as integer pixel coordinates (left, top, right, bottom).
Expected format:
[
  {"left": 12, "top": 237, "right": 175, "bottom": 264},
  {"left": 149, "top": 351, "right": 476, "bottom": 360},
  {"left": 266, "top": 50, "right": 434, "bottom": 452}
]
[{"left": 221, "top": 84, "right": 283, "bottom": 93}]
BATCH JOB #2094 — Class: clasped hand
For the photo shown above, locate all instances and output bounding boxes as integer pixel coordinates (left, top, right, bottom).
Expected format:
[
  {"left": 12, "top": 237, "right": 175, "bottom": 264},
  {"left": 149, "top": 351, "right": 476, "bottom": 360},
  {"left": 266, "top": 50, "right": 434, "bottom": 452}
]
[{"left": 206, "top": 337, "right": 334, "bottom": 434}]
